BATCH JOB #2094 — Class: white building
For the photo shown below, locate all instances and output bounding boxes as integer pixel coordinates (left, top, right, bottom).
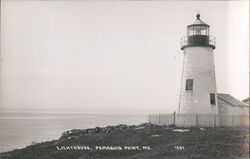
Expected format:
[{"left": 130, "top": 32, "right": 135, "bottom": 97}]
[
  {"left": 218, "top": 93, "right": 249, "bottom": 116},
  {"left": 217, "top": 93, "right": 249, "bottom": 126},
  {"left": 179, "top": 13, "right": 218, "bottom": 115}
]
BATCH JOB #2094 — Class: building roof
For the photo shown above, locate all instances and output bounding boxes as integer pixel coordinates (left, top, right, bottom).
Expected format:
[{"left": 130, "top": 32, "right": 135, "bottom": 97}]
[
  {"left": 187, "top": 13, "right": 209, "bottom": 27},
  {"left": 242, "top": 97, "right": 250, "bottom": 103},
  {"left": 217, "top": 93, "right": 248, "bottom": 107}
]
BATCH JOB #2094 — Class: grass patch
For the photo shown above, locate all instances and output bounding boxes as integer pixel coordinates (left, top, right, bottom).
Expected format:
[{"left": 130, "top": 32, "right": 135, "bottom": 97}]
[{"left": 0, "top": 124, "right": 249, "bottom": 159}]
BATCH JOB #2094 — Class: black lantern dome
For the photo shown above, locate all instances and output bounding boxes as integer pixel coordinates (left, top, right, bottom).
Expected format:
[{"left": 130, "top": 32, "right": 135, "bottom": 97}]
[{"left": 181, "top": 14, "right": 215, "bottom": 50}]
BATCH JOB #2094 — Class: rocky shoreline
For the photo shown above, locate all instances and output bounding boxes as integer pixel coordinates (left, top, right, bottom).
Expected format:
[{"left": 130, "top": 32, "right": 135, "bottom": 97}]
[{"left": 56, "top": 123, "right": 155, "bottom": 143}]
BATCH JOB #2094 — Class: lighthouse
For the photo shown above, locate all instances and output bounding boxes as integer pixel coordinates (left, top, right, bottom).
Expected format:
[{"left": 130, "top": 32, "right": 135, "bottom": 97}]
[
  {"left": 179, "top": 14, "right": 218, "bottom": 115},
  {"left": 148, "top": 13, "right": 248, "bottom": 127}
]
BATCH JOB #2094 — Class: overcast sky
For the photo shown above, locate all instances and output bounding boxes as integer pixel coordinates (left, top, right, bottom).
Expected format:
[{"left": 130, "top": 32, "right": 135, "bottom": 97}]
[{"left": 0, "top": 0, "right": 249, "bottom": 112}]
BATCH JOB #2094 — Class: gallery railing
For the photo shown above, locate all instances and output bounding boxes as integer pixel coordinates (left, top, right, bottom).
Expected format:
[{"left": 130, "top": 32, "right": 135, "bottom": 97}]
[{"left": 180, "top": 35, "right": 216, "bottom": 50}]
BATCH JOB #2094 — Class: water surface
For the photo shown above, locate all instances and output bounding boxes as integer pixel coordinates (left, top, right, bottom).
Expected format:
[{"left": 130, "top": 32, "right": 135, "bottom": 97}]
[{"left": 0, "top": 110, "right": 148, "bottom": 152}]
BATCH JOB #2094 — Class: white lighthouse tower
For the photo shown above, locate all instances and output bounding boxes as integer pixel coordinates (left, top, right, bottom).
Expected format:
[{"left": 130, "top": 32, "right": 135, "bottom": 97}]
[{"left": 179, "top": 14, "right": 218, "bottom": 115}]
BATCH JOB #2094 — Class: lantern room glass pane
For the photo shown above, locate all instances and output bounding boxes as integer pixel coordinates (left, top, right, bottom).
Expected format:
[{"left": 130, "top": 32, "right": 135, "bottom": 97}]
[{"left": 188, "top": 26, "right": 209, "bottom": 36}]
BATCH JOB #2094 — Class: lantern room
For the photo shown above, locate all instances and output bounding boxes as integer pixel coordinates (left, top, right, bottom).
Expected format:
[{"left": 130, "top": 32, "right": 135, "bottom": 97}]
[{"left": 181, "top": 13, "right": 215, "bottom": 50}]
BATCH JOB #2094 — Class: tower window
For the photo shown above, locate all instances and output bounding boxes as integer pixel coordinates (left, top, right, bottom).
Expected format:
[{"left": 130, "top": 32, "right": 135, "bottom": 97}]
[
  {"left": 210, "top": 93, "right": 216, "bottom": 105},
  {"left": 185, "top": 79, "right": 193, "bottom": 91}
]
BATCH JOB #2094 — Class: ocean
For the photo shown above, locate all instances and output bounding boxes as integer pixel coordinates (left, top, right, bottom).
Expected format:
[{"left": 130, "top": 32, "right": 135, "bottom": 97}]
[{"left": 0, "top": 110, "right": 149, "bottom": 153}]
